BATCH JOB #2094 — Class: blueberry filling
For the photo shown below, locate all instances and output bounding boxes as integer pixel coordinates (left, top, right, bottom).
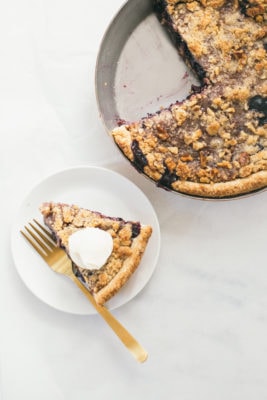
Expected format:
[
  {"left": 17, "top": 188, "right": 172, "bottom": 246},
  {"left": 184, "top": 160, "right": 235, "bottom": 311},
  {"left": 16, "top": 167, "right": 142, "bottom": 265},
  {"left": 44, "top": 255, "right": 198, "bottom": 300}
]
[
  {"left": 191, "top": 84, "right": 202, "bottom": 94},
  {"left": 239, "top": 0, "right": 262, "bottom": 17},
  {"left": 131, "top": 222, "right": 141, "bottom": 239},
  {"left": 248, "top": 95, "right": 267, "bottom": 126},
  {"left": 239, "top": 0, "right": 250, "bottom": 15},
  {"left": 259, "top": 117, "right": 267, "bottom": 126},
  {"left": 73, "top": 264, "right": 86, "bottom": 282},
  {"left": 116, "top": 117, "right": 127, "bottom": 127},
  {"left": 249, "top": 95, "right": 267, "bottom": 112},
  {"left": 158, "top": 166, "right": 179, "bottom": 190},
  {"left": 131, "top": 140, "right": 148, "bottom": 172}
]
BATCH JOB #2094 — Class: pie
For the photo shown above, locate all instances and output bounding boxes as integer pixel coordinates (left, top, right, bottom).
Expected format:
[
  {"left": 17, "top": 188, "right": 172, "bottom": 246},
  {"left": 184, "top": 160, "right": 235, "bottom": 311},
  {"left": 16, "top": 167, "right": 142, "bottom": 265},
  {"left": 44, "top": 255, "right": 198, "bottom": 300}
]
[
  {"left": 111, "top": 0, "right": 267, "bottom": 198},
  {"left": 40, "top": 202, "right": 152, "bottom": 305}
]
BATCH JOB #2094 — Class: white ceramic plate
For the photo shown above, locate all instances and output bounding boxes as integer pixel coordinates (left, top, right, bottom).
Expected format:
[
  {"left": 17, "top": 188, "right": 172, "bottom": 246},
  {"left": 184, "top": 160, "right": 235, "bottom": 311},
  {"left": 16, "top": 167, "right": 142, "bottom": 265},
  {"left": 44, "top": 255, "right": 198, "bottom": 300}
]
[{"left": 11, "top": 166, "right": 160, "bottom": 315}]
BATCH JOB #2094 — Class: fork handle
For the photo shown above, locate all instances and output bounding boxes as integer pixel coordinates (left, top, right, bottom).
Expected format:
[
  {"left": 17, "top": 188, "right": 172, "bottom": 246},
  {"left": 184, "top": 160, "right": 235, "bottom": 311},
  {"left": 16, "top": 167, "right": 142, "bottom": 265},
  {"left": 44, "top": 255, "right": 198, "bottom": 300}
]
[{"left": 70, "top": 274, "right": 148, "bottom": 363}]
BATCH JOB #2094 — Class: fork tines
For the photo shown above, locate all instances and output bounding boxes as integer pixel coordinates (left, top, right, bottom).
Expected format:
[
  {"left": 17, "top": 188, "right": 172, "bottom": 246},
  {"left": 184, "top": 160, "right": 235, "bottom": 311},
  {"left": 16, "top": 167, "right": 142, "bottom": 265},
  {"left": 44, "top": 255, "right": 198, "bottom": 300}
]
[{"left": 21, "top": 220, "right": 55, "bottom": 257}]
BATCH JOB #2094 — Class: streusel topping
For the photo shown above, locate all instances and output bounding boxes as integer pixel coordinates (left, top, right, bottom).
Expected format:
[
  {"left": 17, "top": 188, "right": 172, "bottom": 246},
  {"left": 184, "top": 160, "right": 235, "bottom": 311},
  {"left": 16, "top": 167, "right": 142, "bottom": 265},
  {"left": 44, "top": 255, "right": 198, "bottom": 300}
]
[
  {"left": 41, "top": 202, "right": 141, "bottom": 293},
  {"left": 111, "top": 0, "right": 267, "bottom": 197}
]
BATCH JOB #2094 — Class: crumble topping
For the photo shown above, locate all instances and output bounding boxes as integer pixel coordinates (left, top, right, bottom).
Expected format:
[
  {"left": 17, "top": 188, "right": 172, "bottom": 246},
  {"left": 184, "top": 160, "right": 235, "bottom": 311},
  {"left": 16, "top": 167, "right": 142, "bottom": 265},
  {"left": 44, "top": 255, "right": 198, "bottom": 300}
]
[
  {"left": 40, "top": 202, "right": 152, "bottom": 297},
  {"left": 111, "top": 0, "right": 267, "bottom": 197}
]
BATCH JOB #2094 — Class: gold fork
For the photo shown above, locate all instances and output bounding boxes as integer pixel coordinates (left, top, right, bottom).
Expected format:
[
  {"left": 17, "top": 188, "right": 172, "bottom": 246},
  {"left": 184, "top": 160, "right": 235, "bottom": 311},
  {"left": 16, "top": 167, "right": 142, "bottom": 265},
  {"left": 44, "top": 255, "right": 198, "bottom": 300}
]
[{"left": 20, "top": 219, "right": 148, "bottom": 363}]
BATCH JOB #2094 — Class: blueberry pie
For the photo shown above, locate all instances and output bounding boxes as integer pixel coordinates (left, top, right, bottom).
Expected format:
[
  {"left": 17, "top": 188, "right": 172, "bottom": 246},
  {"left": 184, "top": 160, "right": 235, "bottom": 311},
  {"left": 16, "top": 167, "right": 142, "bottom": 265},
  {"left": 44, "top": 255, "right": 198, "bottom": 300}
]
[
  {"left": 111, "top": 0, "right": 267, "bottom": 198},
  {"left": 40, "top": 202, "right": 152, "bottom": 305}
]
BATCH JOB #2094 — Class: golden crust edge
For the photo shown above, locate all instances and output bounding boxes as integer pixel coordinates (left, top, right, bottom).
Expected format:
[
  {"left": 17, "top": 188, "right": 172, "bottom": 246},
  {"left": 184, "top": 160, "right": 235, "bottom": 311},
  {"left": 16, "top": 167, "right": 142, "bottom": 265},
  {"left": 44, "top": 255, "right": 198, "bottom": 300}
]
[
  {"left": 112, "top": 126, "right": 134, "bottom": 161},
  {"left": 171, "top": 170, "right": 267, "bottom": 198},
  {"left": 93, "top": 225, "right": 152, "bottom": 305},
  {"left": 112, "top": 130, "right": 267, "bottom": 198}
]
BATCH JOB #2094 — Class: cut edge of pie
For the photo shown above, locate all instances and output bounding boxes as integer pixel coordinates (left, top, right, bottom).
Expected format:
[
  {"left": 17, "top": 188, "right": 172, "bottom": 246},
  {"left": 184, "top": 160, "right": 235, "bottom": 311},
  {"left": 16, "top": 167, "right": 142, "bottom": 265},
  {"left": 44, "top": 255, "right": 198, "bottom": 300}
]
[
  {"left": 111, "top": 0, "right": 267, "bottom": 199},
  {"left": 40, "top": 202, "right": 153, "bottom": 305}
]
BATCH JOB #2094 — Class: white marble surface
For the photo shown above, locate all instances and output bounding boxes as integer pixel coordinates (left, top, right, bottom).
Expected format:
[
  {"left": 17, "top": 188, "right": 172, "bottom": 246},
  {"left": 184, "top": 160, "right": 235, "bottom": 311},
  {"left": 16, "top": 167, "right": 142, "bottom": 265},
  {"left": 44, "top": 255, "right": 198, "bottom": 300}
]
[{"left": 1, "top": 0, "right": 267, "bottom": 399}]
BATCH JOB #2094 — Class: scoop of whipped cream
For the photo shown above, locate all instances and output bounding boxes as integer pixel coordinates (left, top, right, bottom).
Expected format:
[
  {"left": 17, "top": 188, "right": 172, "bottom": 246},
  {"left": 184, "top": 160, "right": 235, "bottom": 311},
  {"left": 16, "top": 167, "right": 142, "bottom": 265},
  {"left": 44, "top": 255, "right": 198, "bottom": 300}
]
[{"left": 68, "top": 227, "right": 113, "bottom": 270}]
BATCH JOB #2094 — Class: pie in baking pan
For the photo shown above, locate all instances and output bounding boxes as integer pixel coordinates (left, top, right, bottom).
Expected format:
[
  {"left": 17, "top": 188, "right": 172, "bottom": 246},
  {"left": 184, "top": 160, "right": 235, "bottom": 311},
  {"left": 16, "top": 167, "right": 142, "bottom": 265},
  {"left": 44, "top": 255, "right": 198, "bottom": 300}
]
[{"left": 111, "top": 0, "right": 267, "bottom": 198}]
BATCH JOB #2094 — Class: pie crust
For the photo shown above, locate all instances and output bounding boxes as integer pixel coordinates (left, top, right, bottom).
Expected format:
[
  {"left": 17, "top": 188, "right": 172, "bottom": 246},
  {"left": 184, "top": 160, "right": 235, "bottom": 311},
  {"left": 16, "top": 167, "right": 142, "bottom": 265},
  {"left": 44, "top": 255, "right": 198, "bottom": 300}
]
[
  {"left": 111, "top": 0, "right": 267, "bottom": 198},
  {"left": 40, "top": 202, "right": 152, "bottom": 305}
]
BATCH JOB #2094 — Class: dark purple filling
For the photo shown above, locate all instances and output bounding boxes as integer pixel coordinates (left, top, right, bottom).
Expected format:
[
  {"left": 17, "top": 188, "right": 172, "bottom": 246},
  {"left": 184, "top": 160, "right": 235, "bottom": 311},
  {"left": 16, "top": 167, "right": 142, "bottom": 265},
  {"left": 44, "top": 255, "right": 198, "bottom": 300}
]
[
  {"left": 249, "top": 95, "right": 267, "bottom": 112},
  {"left": 239, "top": 0, "right": 264, "bottom": 18},
  {"left": 131, "top": 222, "right": 141, "bottom": 238},
  {"left": 73, "top": 264, "right": 87, "bottom": 281},
  {"left": 116, "top": 117, "right": 127, "bottom": 126},
  {"left": 131, "top": 139, "right": 148, "bottom": 172},
  {"left": 239, "top": 0, "right": 251, "bottom": 16},
  {"left": 158, "top": 166, "right": 179, "bottom": 190},
  {"left": 248, "top": 95, "right": 267, "bottom": 126},
  {"left": 191, "top": 84, "right": 203, "bottom": 94},
  {"left": 259, "top": 117, "right": 267, "bottom": 126}
]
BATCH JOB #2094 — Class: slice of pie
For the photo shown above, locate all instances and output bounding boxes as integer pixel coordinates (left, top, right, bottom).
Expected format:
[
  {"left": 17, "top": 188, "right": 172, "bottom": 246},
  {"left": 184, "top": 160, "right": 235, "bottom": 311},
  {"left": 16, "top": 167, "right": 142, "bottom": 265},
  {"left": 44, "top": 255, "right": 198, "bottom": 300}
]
[
  {"left": 40, "top": 202, "right": 152, "bottom": 305},
  {"left": 111, "top": 0, "right": 267, "bottom": 198}
]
